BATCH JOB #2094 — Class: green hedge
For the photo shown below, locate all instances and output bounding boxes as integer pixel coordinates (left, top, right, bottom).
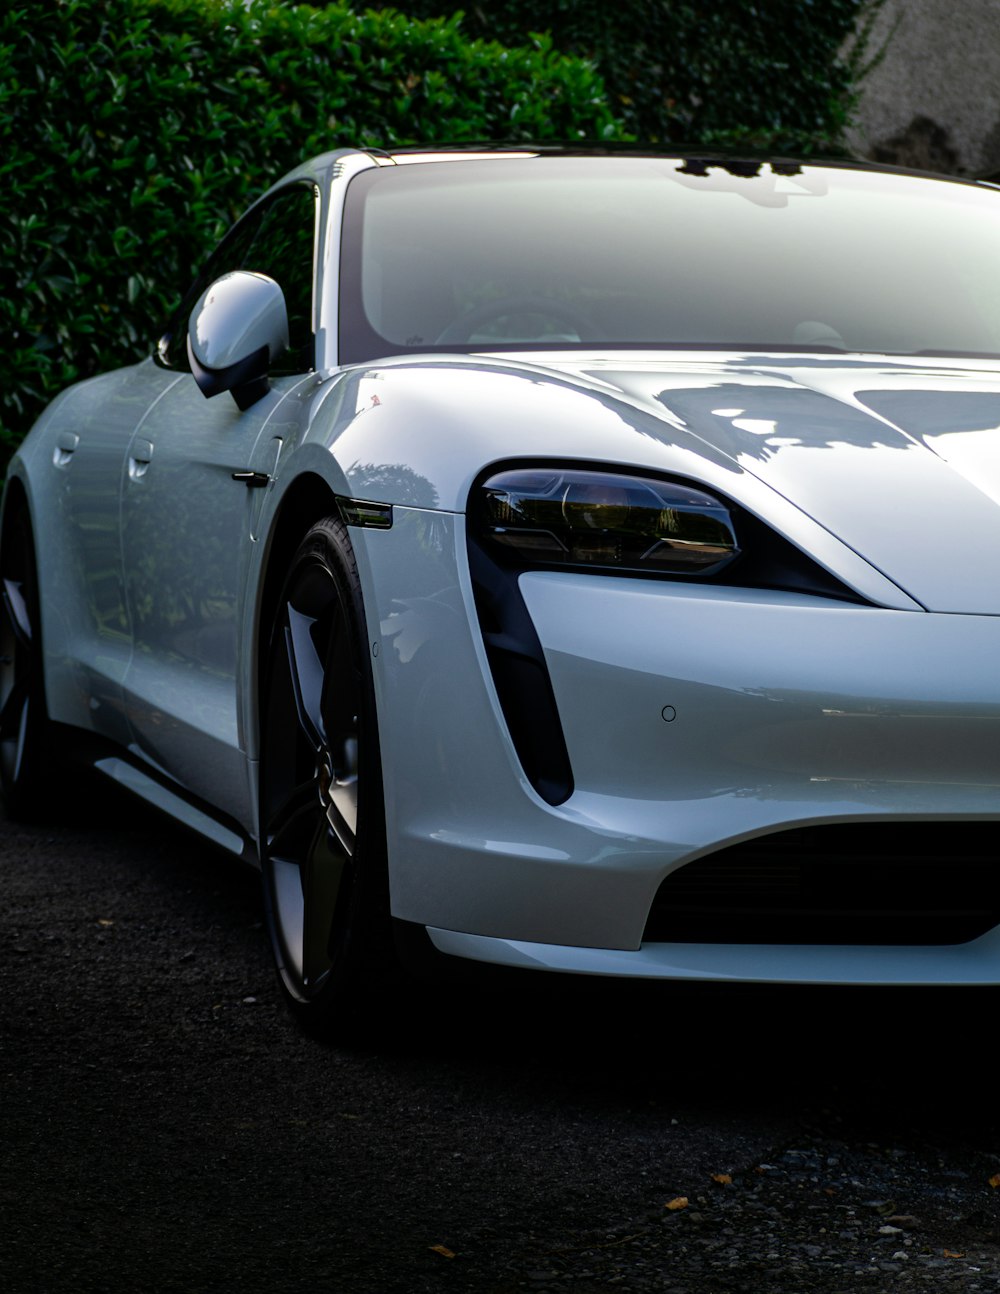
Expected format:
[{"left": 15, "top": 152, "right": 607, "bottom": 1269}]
[
  {"left": 372, "top": 1, "right": 870, "bottom": 150},
  {"left": 0, "top": 0, "right": 620, "bottom": 461}
]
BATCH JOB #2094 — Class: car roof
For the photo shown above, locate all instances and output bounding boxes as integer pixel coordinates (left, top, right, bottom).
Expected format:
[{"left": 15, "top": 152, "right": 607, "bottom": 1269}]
[{"left": 364, "top": 144, "right": 999, "bottom": 190}]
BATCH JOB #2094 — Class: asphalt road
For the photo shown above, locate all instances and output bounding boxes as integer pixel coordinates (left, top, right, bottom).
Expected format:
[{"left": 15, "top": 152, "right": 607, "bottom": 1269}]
[{"left": 3, "top": 785, "right": 1000, "bottom": 1293}]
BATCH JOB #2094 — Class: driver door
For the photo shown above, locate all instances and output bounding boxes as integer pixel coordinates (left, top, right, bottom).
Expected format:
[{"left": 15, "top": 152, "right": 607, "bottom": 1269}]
[{"left": 119, "top": 183, "right": 319, "bottom": 831}]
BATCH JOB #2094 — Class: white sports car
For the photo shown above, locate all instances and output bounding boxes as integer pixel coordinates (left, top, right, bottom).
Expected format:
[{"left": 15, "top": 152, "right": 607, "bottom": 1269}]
[{"left": 6, "top": 147, "right": 1000, "bottom": 1031}]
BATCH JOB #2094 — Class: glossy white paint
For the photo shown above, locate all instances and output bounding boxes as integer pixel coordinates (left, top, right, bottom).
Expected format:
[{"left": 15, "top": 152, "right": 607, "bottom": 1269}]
[
  {"left": 18, "top": 362, "right": 182, "bottom": 748},
  {"left": 324, "top": 351, "right": 1000, "bottom": 613},
  {"left": 118, "top": 370, "right": 313, "bottom": 830},
  {"left": 426, "top": 927, "right": 1000, "bottom": 986},
  {"left": 188, "top": 271, "right": 289, "bottom": 370},
  {"left": 9, "top": 148, "right": 1000, "bottom": 988},
  {"left": 358, "top": 507, "right": 1000, "bottom": 948}
]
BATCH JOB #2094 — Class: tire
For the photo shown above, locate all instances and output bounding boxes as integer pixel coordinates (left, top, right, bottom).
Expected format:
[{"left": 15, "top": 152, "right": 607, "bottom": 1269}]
[
  {"left": 0, "top": 506, "right": 51, "bottom": 820},
  {"left": 259, "top": 515, "right": 394, "bottom": 1038}
]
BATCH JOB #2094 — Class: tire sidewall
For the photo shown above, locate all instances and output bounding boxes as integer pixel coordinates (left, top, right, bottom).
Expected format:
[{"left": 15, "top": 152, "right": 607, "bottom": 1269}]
[
  {"left": 259, "top": 515, "right": 391, "bottom": 1034},
  {"left": 0, "top": 507, "right": 51, "bottom": 820}
]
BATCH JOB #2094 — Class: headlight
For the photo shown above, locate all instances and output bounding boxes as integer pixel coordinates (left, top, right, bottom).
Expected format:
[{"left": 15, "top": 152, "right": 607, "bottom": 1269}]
[{"left": 478, "top": 468, "right": 740, "bottom": 576}]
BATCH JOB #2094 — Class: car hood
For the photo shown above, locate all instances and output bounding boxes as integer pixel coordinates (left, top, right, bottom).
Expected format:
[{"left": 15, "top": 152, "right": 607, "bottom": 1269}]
[
  {"left": 328, "top": 351, "right": 1000, "bottom": 613},
  {"left": 572, "top": 353, "right": 1000, "bottom": 614}
]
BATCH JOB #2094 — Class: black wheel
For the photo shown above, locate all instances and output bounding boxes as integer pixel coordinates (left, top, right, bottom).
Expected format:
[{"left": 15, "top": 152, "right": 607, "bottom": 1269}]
[
  {"left": 0, "top": 506, "right": 51, "bottom": 819},
  {"left": 260, "top": 516, "right": 394, "bottom": 1037}
]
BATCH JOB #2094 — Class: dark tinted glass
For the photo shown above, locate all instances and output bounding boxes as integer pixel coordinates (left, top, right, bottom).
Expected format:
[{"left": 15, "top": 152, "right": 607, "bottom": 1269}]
[
  {"left": 339, "top": 158, "right": 1000, "bottom": 361},
  {"left": 160, "top": 183, "right": 317, "bottom": 372}
]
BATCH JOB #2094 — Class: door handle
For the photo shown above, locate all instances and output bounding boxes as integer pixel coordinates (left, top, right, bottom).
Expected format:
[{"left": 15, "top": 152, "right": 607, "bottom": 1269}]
[
  {"left": 128, "top": 439, "right": 154, "bottom": 481},
  {"left": 53, "top": 432, "right": 79, "bottom": 468}
]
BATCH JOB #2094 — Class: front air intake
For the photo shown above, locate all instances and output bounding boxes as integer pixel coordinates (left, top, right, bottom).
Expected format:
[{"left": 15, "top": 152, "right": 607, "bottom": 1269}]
[{"left": 644, "top": 823, "right": 1000, "bottom": 946}]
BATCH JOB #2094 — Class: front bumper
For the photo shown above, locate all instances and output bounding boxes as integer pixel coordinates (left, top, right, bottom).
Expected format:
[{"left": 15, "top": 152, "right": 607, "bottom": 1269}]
[{"left": 358, "top": 509, "right": 1000, "bottom": 980}]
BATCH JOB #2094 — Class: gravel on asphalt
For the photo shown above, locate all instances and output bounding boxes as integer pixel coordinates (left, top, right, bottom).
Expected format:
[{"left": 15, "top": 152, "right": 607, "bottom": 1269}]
[{"left": 3, "top": 789, "right": 1000, "bottom": 1292}]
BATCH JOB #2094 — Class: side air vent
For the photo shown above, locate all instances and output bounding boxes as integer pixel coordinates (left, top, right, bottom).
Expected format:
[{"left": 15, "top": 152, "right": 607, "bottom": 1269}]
[{"left": 467, "top": 532, "right": 573, "bottom": 806}]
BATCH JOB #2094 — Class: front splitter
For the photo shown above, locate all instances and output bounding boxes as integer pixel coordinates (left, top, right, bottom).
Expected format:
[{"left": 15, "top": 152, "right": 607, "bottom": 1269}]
[{"left": 427, "top": 925, "right": 1000, "bottom": 986}]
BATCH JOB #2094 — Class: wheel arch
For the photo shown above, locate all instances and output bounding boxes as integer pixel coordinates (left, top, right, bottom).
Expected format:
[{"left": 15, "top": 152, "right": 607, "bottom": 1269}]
[
  {"left": 0, "top": 474, "right": 32, "bottom": 541},
  {"left": 247, "top": 471, "right": 341, "bottom": 766},
  {"left": 0, "top": 469, "right": 56, "bottom": 817},
  {"left": 0, "top": 473, "right": 42, "bottom": 680}
]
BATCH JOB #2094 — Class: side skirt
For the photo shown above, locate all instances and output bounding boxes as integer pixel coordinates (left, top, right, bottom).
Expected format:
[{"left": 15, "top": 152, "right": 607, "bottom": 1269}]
[{"left": 53, "top": 722, "right": 257, "bottom": 865}]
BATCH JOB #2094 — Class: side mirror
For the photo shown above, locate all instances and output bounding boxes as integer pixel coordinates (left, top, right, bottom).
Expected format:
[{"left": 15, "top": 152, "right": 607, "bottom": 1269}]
[{"left": 187, "top": 271, "right": 290, "bottom": 411}]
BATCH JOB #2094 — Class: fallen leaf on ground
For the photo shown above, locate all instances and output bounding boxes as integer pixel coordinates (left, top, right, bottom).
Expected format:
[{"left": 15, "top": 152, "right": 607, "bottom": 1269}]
[
  {"left": 429, "top": 1245, "right": 455, "bottom": 1259},
  {"left": 711, "top": 1174, "right": 732, "bottom": 1186},
  {"left": 944, "top": 1250, "right": 965, "bottom": 1258},
  {"left": 97, "top": 919, "right": 114, "bottom": 927},
  {"left": 989, "top": 1174, "right": 1000, "bottom": 1189},
  {"left": 665, "top": 1197, "right": 689, "bottom": 1211}
]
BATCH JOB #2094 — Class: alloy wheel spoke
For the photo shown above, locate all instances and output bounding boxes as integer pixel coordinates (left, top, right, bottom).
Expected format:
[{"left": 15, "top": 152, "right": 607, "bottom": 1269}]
[
  {"left": 0, "top": 673, "right": 28, "bottom": 740},
  {"left": 0, "top": 691, "right": 29, "bottom": 783},
  {"left": 319, "top": 611, "right": 355, "bottom": 747},
  {"left": 325, "top": 779, "right": 357, "bottom": 858},
  {"left": 301, "top": 821, "right": 348, "bottom": 987},
  {"left": 2, "top": 579, "right": 31, "bottom": 650},
  {"left": 266, "top": 777, "right": 320, "bottom": 858},
  {"left": 284, "top": 603, "right": 327, "bottom": 749},
  {"left": 269, "top": 855, "right": 305, "bottom": 981},
  {"left": 318, "top": 610, "right": 360, "bottom": 854}
]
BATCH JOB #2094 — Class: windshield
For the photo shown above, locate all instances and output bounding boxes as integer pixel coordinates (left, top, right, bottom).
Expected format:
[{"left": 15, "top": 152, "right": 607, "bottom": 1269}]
[{"left": 339, "top": 156, "right": 1000, "bottom": 362}]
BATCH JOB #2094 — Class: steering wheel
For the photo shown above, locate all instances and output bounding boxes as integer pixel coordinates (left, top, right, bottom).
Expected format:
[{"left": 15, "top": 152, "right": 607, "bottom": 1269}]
[{"left": 436, "top": 295, "right": 595, "bottom": 345}]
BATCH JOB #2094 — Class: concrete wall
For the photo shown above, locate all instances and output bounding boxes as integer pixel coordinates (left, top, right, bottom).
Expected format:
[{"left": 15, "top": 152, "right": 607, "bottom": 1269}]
[{"left": 845, "top": 0, "right": 1000, "bottom": 175}]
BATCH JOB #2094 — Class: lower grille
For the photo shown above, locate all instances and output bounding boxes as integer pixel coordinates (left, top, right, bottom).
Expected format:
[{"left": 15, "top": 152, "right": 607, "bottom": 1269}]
[{"left": 644, "top": 823, "right": 1000, "bottom": 946}]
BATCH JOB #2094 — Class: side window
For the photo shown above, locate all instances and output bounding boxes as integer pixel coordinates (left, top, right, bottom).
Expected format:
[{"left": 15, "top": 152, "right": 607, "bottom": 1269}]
[{"left": 159, "top": 183, "right": 319, "bottom": 374}]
